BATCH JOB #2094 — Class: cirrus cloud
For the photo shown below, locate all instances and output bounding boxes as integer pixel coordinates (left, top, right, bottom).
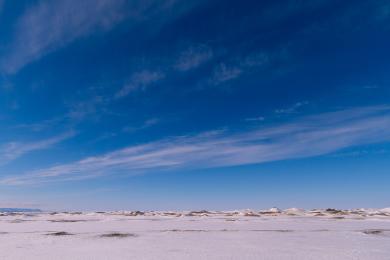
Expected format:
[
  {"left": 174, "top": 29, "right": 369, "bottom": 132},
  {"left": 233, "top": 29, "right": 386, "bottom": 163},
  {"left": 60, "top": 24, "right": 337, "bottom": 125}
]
[
  {"left": 0, "top": 0, "right": 197, "bottom": 75},
  {"left": 0, "top": 131, "right": 75, "bottom": 165},
  {"left": 2, "top": 105, "right": 390, "bottom": 185}
]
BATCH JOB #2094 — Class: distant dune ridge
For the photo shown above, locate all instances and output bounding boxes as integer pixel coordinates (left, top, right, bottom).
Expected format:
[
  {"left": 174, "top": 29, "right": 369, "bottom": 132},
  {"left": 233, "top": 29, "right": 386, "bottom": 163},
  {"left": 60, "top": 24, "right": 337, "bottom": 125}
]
[{"left": 1, "top": 207, "right": 390, "bottom": 216}]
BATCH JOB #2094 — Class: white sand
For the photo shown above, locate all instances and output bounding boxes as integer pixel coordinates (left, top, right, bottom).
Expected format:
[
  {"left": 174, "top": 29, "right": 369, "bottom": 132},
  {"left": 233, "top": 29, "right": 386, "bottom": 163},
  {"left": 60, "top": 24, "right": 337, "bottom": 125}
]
[{"left": 0, "top": 209, "right": 390, "bottom": 259}]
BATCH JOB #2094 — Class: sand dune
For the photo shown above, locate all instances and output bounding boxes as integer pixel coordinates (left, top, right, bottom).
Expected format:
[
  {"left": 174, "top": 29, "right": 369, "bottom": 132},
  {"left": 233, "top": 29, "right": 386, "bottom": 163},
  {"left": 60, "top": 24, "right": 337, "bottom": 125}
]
[{"left": 0, "top": 208, "right": 389, "bottom": 259}]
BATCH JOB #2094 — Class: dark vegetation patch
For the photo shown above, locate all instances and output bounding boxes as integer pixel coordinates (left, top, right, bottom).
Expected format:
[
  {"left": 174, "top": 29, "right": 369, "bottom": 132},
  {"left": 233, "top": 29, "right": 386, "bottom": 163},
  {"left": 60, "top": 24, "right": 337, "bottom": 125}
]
[
  {"left": 370, "top": 212, "right": 389, "bottom": 217},
  {"left": 49, "top": 212, "right": 83, "bottom": 215},
  {"left": 325, "top": 208, "right": 347, "bottom": 215},
  {"left": 244, "top": 212, "right": 261, "bottom": 217},
  {"left": 186, "top": 210, "right": 211, "bottom": 216},
  {"left": 361, "top": 229, "right": 390, "bottom": 235},
  {"left": 120, "top": 211, "right": 145, "bottom": 216},
  {"left": 100, "top": 232, "right": 137, "bottom": 238},
  {"left": 9, "top": 219, "right": 36, "bottom": 223},
  {"left": 164, "top": 229, "right": 294, "bottom": 233},
  {"left": 46, "top": 231, "right": 74, "bottom": 236},
  {"left": 165, "top": 229, "right": 208, "bottom": 232},
  {"left": 70, "top": 212, "right": 83, "bottom": 215},
  {"left": 49, "top": 219, "right": 90, "bottom": 223},
  {"left": 326, "top": 208, "right": 342, "bottom": 213},
  {"left": 251, "top": 229, "right": 294, "bottom": 233},
  {"left": 9, "top": 219, "right": 25, "bottom": 223}
]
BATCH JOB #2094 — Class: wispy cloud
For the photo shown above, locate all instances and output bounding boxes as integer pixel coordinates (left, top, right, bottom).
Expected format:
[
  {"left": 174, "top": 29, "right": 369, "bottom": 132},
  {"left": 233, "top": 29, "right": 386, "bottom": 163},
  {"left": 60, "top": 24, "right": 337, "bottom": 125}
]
[
  {"left": 210, "top": 50, "right": 286, "bottom": 85},
  {"left": 174, "top": 44, "right": 213, "bottom": 71},
  {"left": 123, "top": 118, "right": 161, "bottom": 133},
  {"left": 245, "top": 116, "right": 265, "bottom": 122},
  {"left": 12, "top": 117, "right": 66, "bottom": 132},
  {"left": 2, "top": 105, "right": 390, "bottom": 185},
  {"left": 330, "top": 148, "right": 389, "bottom": 158},
  {"left": 66, "top": 95, "right": 107, "bottom": 121},
  {"left": 212, "top": 63, "right": 242, "bottom": 85},
  {"left": 0, "top": 131, "right": 75, "bottom": 165},
  {"left": 0, "top": 0, "right": 190, "bottom": 75},
  {"left": 275, "top": 101, "right": 309, "bottom": 114},
  {"left": 241, "top": 52, "right": 271, "bottom": 68},
  {"left": 1, "top": 0, "right": 128, "bottom": 74},
  {"left": 115, "top": 70, "right": 164, "bottom": 98}
]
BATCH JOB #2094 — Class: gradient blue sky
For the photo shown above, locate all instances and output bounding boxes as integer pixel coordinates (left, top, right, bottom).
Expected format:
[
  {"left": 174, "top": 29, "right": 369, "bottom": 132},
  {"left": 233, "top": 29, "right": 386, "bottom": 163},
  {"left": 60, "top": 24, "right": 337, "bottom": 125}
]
[{"left": 0, "top": 0, "right": 390, "bottom": 211}]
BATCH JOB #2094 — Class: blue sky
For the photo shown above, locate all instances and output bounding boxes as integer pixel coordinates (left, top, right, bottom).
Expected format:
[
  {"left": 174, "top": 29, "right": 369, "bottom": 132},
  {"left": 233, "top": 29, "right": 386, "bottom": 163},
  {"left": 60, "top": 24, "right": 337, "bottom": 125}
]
[{"left": 0, "top": 0, "right": 390, "bottom": 211}]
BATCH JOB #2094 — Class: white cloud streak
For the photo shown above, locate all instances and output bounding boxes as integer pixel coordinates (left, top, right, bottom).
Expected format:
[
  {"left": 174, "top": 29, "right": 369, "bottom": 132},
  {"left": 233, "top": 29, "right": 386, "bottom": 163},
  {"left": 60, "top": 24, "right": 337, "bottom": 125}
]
[
  {"left": 245, "top": 116, "right": 265, "bottom": 122},
  {"left": 210, "top": 50, "right": 284, "bottom": 85},
  {"left": 0, "top": 131, "right": 75, "bottom": 165},
  {"left": 174, "top": 44, "right": 213, "bottom": 71},
  {"left": 275, "top": 101, "right": 309, "bottom": 114},
  {"left": 115, "top": 70, "right": 164, "bottom": 98},
  {"left": 1, "top": 0, "right": 127, "bottom": 74},
  {"left": 0, "top": 0, "right": 188, "bottom": 74},
  {"left": 212, "top": 63, "right": 242, "bottom": 84},
  {"left": 1, "top": 106, "right": 390, "bottom": 185},
  {"left": 123, "top": 118, "right": 161, "bottom": 133}
]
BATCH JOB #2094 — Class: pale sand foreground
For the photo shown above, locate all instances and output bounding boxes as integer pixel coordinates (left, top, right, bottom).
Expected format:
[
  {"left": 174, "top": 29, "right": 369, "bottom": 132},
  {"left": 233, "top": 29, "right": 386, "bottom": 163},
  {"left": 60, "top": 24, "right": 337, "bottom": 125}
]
[{"left": 1, "top": 209, "right": 390, "bottom": 260}]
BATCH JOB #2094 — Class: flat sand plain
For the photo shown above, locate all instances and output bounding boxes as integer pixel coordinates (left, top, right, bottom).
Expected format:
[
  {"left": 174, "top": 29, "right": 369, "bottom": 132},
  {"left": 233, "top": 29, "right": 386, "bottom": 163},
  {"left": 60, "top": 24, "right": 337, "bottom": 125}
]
[{"left": 1, "top": 209, "right": 390, "bottom": 259}]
